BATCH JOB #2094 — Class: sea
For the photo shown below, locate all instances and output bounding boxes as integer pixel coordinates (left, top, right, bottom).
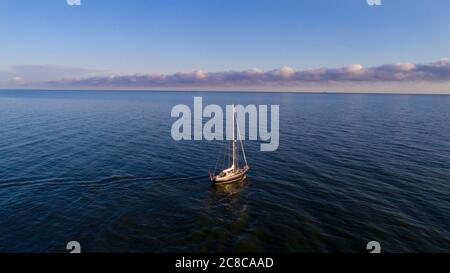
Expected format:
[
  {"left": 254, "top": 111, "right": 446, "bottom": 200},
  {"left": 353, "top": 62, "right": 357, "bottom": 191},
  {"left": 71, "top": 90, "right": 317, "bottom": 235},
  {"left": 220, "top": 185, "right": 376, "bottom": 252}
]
[{"left": 0, "top": 90, "right": 449, "bottom": 252}]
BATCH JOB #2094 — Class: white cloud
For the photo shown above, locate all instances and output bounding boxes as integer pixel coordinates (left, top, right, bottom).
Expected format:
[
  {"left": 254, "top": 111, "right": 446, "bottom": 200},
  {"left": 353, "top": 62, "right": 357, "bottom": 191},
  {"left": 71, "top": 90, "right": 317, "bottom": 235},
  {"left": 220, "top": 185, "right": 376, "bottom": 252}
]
[{"left": 270, "top": 66, "right": 295, "bottom": 78}]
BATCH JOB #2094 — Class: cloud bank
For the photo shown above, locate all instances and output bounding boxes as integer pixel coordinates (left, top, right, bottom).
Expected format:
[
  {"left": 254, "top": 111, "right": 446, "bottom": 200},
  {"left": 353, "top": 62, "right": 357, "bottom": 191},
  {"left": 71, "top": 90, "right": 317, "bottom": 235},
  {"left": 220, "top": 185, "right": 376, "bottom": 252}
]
[
  {"left": 50, "top": 59, "right": 450, "bottom": 88},
  {"left": 0, "top": 65, "right": 101, "bottom": 86},
  {"left": 2, "top": 59, "right": 450, "bottom": 92},
  {"left": 12, "top": 65, "right": 98, "bottom": 79}
]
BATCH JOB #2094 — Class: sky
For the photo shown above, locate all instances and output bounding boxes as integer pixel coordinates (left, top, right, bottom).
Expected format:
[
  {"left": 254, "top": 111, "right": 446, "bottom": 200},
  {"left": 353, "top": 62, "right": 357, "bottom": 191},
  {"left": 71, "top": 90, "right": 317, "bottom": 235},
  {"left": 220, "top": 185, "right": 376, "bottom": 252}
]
[{"left": 1, "top": 0, "right": 450, "bottom": 92}]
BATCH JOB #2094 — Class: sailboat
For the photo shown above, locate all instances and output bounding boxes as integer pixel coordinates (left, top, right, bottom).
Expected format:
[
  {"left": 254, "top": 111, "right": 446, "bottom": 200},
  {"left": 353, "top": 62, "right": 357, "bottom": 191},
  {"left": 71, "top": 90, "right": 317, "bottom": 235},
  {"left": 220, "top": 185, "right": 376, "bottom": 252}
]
[{"left": 209, "top": 105, "right": 250, "bottom": 184}]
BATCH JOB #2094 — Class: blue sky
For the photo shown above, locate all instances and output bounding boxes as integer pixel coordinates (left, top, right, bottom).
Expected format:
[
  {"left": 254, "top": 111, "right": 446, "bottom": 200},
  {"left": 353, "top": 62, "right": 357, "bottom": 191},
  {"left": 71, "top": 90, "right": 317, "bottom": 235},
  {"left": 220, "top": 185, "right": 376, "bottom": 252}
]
[{"left": 1, "top": 0, "right": 450, "bottom": 92}]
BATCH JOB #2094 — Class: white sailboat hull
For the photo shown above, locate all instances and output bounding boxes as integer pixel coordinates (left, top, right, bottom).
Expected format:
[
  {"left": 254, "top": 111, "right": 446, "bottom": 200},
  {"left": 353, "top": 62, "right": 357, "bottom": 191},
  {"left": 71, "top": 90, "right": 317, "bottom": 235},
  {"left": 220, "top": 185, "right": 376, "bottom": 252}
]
[{"left": 212, "top": 166, "right": 250, "bottom": 185}]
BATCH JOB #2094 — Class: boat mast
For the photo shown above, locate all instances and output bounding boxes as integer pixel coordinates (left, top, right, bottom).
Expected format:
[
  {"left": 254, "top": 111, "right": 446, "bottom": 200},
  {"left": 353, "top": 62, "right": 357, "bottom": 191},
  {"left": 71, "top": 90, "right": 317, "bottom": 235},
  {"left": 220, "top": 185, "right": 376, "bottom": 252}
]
[
  {"left": 232, "top": 104, "right": 236, "bottom": 171},
  {"left": 236, "top": 117, "right": 248, "bottom": 168}
]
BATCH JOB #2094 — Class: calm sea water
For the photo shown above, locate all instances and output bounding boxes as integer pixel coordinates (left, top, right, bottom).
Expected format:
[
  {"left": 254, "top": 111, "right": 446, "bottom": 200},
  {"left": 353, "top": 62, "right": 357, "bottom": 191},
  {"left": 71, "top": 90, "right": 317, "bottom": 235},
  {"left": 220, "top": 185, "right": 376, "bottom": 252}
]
[{"left": 0, "top": 90, "right": 449, "bottom": 253}]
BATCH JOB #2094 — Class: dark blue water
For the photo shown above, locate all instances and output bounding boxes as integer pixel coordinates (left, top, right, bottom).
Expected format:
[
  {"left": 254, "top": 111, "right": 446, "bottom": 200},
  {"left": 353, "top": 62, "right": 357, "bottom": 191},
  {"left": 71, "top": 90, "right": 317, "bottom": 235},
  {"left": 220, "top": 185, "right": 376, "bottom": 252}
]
[{"left": 0, "top": 90, "right": 449, "bottom": 253}]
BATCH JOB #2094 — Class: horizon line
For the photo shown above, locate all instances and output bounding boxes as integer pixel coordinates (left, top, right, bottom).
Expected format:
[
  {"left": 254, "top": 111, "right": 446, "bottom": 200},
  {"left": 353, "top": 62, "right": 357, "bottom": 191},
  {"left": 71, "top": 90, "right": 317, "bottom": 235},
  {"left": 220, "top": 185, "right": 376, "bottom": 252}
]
[{"left": 1, "top": 88, "right": 450, "bottom": 96}]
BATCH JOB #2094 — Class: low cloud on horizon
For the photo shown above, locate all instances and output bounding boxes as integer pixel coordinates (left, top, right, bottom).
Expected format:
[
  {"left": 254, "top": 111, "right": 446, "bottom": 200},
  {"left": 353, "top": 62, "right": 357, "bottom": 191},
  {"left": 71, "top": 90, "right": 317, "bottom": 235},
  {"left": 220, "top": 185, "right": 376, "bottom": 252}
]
[{"left": 2, "top": 59, "right": 450, "bottom": 93}]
